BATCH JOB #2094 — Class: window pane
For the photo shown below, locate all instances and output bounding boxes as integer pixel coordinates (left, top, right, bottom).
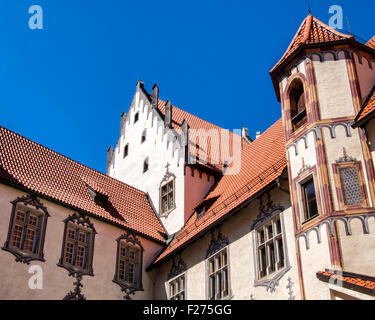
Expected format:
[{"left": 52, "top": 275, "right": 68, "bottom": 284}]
[
  {"left": 65, "top": 242, "right": 74, "bottom": 264},
  {"left": 258, "top": 229, "right": 265, "bottom": 244},
  {"left": 259, "top": 247, "right": 266, "bottom": 278},
  {"left": 119, "top": 260, "right": 126, "bottom": 280},
  {"left": 23, "top": 228, "right": 36, "bottom": 252},
  {"left": 275, "top": 219, "right": 282, "bottom": 235},
  {"left": 15, "top": 210, "right": 26, "bottom": 223},
  {"left": 267, "top": 225, "right": 273, "bottom": 239},
  {"left": 12, "top": 225, "right": 24, "bottom": 248},
  {"left": 339, "top": 167, "right": 363, "bottom": 206},
  {"left": 277, "top": 238, "right": 284, "bottom": 268},
  {"left": 67, "top": 228, "right": 76, "bottom": 240},
  {"left": 269, "top": 243, "right": 276, "bottom": 273},
  {"left": 28, "top": 214, "right": 39, "bottom": 227}
]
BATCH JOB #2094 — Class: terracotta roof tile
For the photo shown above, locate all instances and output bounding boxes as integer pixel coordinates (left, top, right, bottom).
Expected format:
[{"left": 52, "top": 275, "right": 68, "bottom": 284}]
[
  {"left": 354, "top": 85, "right": 375, "bottom": 125},
  {"left": 0, "top": 126, "right": 166, "bottom": 243},
  {"left": 317, "top": 270, "right": 375, "bottom": 296},
  {"left": 152, "top": 119, "right": 286, "bottom": 265},
  {"left": 156, "top": 98, "right": 234, "bottom": 171},
  {"left": 367, "top": 36, "right": 375, "bottom": 49},
  {"left": 271, "top": 15, "right": 353, "bottom": 73}
]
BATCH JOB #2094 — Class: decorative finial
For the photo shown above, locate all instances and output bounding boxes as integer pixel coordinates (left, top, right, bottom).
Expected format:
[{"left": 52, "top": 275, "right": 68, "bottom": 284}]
[{"left": 308, "top": 0, "right": 311, "bottom": 14}]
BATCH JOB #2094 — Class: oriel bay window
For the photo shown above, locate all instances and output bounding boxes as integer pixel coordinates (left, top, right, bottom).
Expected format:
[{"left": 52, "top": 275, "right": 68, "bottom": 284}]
[
  {"left": 58, "top": 213, "right": 96, "bottom": 276},
  {"left": 207, "top": 248, "right": 229, "bottom": 300},
  {"left": 113, "top": 232, "right": 143, "bottom": 292},
  {"left": 256, "top": 216, "right": 285, "bottom": 279},
  {"left": 2, "top": 195, "right": 49, "bottom": 264}
]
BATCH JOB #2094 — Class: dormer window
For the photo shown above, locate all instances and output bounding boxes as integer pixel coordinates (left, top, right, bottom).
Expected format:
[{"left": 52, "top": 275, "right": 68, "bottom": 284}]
[
  {"left": 289, "top": 80, "right": 307, "bottom": 131},
  {"left": 134, "top": 112, "right": 139, "bottom": 124},
  {"left": 141, "top": 129, "right": 146, "bottom": 144}
]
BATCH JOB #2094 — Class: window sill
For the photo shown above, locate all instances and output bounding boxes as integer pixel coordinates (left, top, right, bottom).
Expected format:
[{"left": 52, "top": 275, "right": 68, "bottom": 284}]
[
  {"left": 2, "top": 246, "right": 45, "bottom": 265},
  {"left": 301, "top": 214, "right": 319, "bottom": 226}
]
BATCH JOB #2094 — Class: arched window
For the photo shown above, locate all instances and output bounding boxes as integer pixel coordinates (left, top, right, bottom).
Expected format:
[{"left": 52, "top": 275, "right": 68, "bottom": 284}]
[{"left": 289, "top": 80, "right": 307, "bottom": 131}]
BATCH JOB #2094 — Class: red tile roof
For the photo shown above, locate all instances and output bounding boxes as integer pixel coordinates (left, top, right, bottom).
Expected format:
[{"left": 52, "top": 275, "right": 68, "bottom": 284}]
[
  {"left": 317, "top": 270, "right": 375, "bottom": 296},
  {"left": 354, "top": 85, "right": 375, "bottom": 126},
  {"left": 152, "top": 119, "right": 286, "bottom": 266},
  {"left": 0, "top": 126, "right": 166, "bottom": 243},
  {"left": 367, "top": 36, "right": 375, "bottom": 50},
  {"left": 271, "top": 15, "right": 353, "bottom": 73},
  {"left": 156, "top": 98, "right": 235, "bottom": 172}
]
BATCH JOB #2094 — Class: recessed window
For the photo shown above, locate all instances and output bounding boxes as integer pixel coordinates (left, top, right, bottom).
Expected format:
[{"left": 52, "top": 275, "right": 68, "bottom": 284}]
[
  {"left": 134, "top": 112, "right": 139, "bottom": 124},
  {"left": 58, "top": 214, "right": 96, "bottom": 276},
  {"left": 207, "top": 248, "right": 229, "bottom": 300},
  {"left": 160, "top": 180, "right": 175, "bottom": 214},
  {"left": 301, "top": 177, "right": 318, "bottom": 221},
  {"left": 2, "top": 195, "right": 49, "bottom": 264},
  {"left": 289, "top": 80, "right": 307, "bottom": 131},
  {"left": 124, "top": 144, "right": 129, "bottom": 158},
  {"left": 141, "top": 129, "right": 146, "bottom": 143},
  {"left": 168, "top": 274, "right": 186, "bottom": 300},
  {"left": 143, "top": 158, "right": 149, "bottom": 173},
  {"left": 256, "top": 216, "right": 285, "bottom": 279}
]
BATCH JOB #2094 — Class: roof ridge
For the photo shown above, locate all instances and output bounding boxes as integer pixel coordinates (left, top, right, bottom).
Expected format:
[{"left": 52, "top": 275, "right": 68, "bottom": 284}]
[
  {"left": 270, "top": 14, "right": 353, "bottom": 74},
  {"left": 0, "top": 125, "right": 147, "bottom": 196},
  {"left": 311, "top": 15, "right": 353, "bottom": 40},
  {"left": 157, "top": 98, "right": 231, "bottom": 132}
]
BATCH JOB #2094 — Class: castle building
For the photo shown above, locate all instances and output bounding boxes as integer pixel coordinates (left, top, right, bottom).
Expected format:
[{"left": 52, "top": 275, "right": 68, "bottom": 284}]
[{"left": 1, "top": 14, "right": 375, "bottom": 300}]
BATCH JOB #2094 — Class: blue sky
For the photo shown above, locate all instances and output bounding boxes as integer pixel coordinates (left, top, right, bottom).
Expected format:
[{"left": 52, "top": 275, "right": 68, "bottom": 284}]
[{"left": 1, "top": 0, "right": 374, "bottom": 173}]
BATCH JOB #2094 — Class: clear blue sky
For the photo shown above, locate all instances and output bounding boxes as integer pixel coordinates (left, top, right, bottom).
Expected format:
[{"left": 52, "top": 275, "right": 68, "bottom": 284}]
[{"left": 1, "top": 0, "right": 374, "bottom": 173}]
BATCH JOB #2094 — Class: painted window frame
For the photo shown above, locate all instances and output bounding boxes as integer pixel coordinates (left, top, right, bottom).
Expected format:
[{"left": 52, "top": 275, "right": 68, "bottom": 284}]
[
  {"left": 251, "top": 210, "right": 291, "bottom": 292},
  {"left": 255, "top": 216, "right": 285, "bottom": 279},
  {"left": 160, "top": 178, "right": 176, "bottom": 216},
  {"left": 113, "top": 232, "right": 144, "bottom": 294},
  {"left": 206, "top": 247, "right": 231, "bottom": 300},
  {"left": 58, "top": 213, "right": 96, "bottom": 277},
  {"left": 297, "top": 172, "right": 320, "bottom": 224},
  {"left": 166, "top": 272, "right": 186, "bottom": 300},
  {"left": 332, "top": 161, "right": 369, "bottom": 210},
  {"left": 2, "top": 195, "right": 49, "bottom": 264}
]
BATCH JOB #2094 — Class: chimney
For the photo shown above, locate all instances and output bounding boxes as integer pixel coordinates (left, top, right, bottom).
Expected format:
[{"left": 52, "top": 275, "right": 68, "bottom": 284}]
[
  {"left": 165, "top": 100, "right": 172, "bottom": 128},
  {"left": 241, "top": 127, "right": 252, "bottom": 144},
  {"left": 152, "top": 83, "right": 159, "bottom": 109},
  {"left": 106, "top": 146, "right": 114, "bottom": 175},
  {"left": 181, "top": 119, "right": 189, "bottom": 163},
  {"left": 137, "top": 80, "right": 145, "bottom": 90},
  {"left": 120, "top": 112, "right": 127, "bottom": 136},
  {"left": 255, "top": 131, "right": 261, "bottom": 139}
]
